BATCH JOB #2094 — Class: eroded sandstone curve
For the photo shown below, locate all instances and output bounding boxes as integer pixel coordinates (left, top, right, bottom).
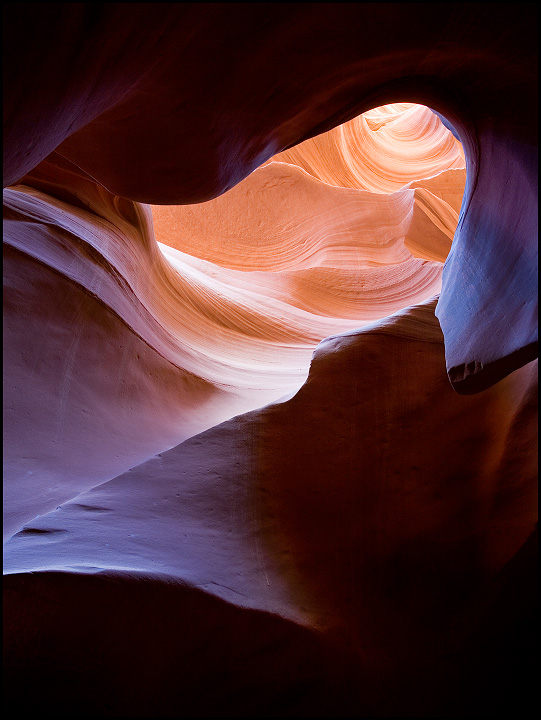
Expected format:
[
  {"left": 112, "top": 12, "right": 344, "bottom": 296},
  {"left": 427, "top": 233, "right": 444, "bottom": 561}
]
[
  {"left": 3, "top": 117, "right": 458, "bottom": 539},
  {"left": 3, "top": 3, "right": 537, "bottom": 390},
  {"left": 4, "top": 298, "right": 537, "bottom": 715},
  {"left": 2, "top": 5, "right": 538, "bottom": 716},
  {"left": 152, "top": 102, "right": 465, "bottom": 268},
  {"left": 269, "top": 103, "right": 465, "bottom": 194}
]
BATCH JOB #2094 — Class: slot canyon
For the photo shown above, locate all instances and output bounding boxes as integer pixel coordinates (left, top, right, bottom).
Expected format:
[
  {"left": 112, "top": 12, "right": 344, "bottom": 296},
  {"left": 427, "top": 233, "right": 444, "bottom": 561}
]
[{"left": 3, "top": 4, "right": 537, "bottom": 717}]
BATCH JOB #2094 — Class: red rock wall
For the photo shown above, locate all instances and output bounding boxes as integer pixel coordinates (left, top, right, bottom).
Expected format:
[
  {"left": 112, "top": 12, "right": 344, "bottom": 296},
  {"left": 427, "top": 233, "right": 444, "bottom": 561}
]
[
  {"left": 4, "top": 3, "right": 537, "bottom": 390},
  {"left": 3, "top": 3, "right": 538, "bottom": 717},
  {"left": 4, "top": 103, "right": 467, "bottom": 538}
]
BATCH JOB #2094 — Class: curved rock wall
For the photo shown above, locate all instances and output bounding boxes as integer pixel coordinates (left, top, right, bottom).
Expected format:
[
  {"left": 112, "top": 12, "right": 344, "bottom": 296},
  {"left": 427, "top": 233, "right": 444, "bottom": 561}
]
[
  {"left": 4, "top": 299, "right": 537, "bottom": 716},
  {"left": 4, "top": 104, "right": 466, "bottom": 539},
  {"left": 4, "top": 3, "right": 537, "bottom": 390},
  {"left": 3, "top": 3, "right": 537, "bottom": 717}
]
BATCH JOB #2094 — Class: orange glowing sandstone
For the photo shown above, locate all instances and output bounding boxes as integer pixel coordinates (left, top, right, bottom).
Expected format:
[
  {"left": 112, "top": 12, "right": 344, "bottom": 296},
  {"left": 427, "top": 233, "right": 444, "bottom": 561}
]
[{"left": 3, "top": 5, "right": 537, "bottom": 717}]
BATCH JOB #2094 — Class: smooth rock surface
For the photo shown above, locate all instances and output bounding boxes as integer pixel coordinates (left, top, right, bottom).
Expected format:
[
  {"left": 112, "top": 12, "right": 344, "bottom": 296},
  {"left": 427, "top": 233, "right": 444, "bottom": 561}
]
[
  {"left": 3, "top": 107, "right": 463, "bottom": 539},
  {"left": 4, "top": 300, "right": 538, "bottom": 716},
  {"left": 3, "top": 4, "right": 538, "bottom": 717},
  {"left": 4, "top": 3, "right": 537, "bottom": 388}
]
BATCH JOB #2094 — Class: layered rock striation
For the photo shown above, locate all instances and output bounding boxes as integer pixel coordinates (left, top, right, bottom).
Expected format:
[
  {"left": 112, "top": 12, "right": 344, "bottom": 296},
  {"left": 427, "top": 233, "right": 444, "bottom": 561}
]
[
  {"left": 4, "top": 4, "right": 537, "bottom": 390},
  {"left": 3, "top": 103, "right": 466, "bottom": 539},
  {"left": 3, "top": 3, "right": 538, "bottom": 717}
]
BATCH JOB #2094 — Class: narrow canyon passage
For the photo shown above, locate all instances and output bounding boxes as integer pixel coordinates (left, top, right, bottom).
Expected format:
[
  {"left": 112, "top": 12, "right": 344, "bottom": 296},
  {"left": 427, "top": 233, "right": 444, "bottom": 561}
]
[
  {"left": 3, "top": 103, "right": 467, "bottom": 538},
  {"left": 3, "top": 4, "right": 537, "bottom": 717}
]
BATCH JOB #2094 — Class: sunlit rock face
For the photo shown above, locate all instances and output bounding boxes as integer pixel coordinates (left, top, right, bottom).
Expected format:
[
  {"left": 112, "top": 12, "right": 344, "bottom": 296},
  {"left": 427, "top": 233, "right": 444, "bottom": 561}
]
[
  {"left": 4, "top": 4, "right": 536, "bottom": 391},
  {"left": 3, "top": 3, "right": 537, "bottom": 718},
  {"left": 269, "top": 103, "right": 465, "bottom": 193},
  {"left": 3, "top": 104, "right": 464, "bottom": 539},
  {"left": 152, "top": 103, "right": 465, "bottom": 266}
]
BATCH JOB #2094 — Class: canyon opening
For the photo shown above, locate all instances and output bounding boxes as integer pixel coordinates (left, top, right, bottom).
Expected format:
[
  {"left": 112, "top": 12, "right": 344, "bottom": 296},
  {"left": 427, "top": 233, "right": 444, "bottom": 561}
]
[{"left": 3, "top": 4, "right": 537, "bottom": 718}]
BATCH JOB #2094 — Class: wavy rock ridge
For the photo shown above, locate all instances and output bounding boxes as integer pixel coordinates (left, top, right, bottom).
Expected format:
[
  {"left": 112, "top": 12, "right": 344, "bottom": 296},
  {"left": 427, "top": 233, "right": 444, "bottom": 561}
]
[
  {"left": 3, "top": 4, "right": 537, "bottom": 717},
  {"left": 4, "top": 103, "right": 465, "bottom": 538}
]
